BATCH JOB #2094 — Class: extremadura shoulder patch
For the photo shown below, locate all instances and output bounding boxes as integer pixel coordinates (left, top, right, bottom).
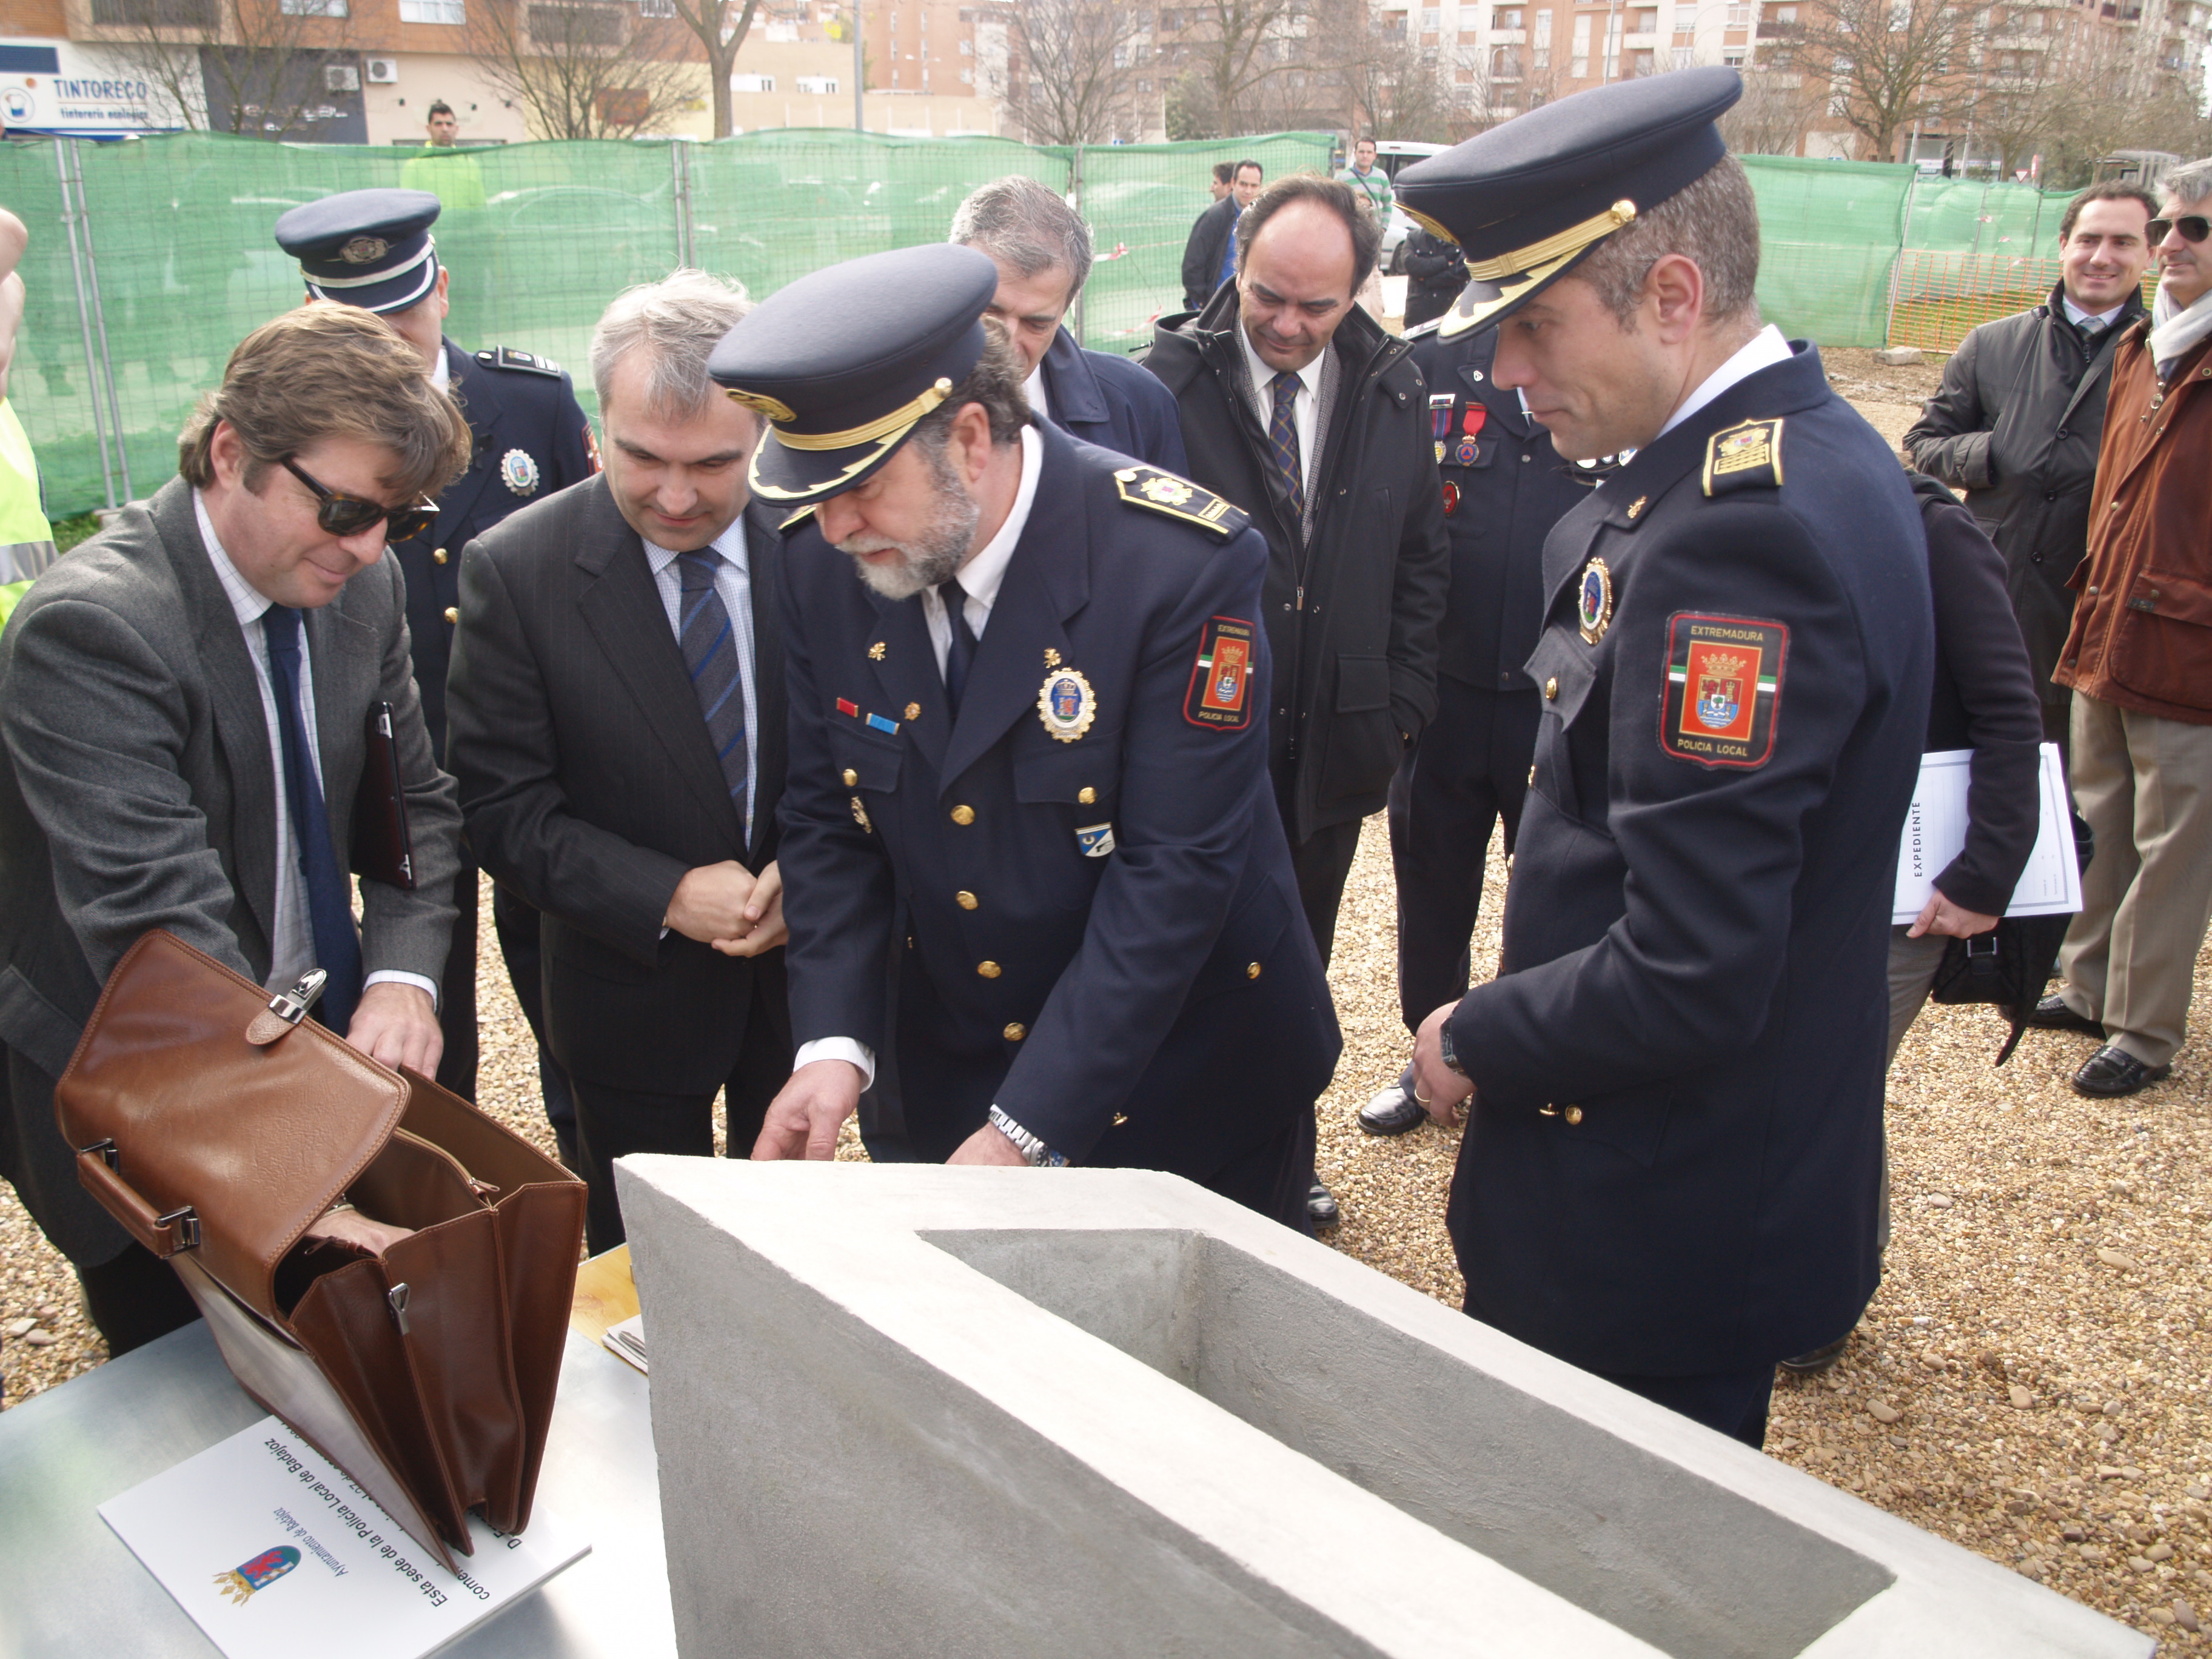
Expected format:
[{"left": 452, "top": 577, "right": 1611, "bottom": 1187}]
[
  {"left": 1661, "top": 612, "right": 1786, "bottom": 768},
  {"left": 1185, "top": 615, "right": 1257, "bottom": 730}
]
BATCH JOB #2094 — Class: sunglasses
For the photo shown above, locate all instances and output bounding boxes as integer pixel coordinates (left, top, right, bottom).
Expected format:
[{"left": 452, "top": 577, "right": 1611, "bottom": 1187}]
[
  {"left": 282, "top": 456, "right": 437, "bottom": 543},
  {"left": 2148, "top": 215, "right": 2211, "bottom": 245}
]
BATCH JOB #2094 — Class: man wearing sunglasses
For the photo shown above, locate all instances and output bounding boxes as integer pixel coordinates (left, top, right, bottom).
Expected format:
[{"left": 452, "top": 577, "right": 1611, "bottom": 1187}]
[
  {"left": 0, "top": 305, "right": 469, "bottom": 1353},
  {"left": 276, "top": 189, "right": 600, "bottom": 1150},
  {"left": 2040, "top": 157, "right": 2212, "bottom": 1099}
]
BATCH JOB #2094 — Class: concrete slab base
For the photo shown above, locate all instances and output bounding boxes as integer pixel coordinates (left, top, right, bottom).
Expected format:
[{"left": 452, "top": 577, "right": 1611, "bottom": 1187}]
[{"left": 615, "top": 1160, "right": 2150, "bottom": 1659}]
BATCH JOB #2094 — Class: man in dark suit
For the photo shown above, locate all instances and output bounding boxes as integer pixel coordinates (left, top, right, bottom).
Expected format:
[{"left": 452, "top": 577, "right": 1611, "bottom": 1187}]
[
  {"left": 275, "top": 189, "right": 599, "bottom": 1127},
  {"left": 0, "top": 306, "right": 467, "bottom": 1351},
  {"left": 950, "top": 175, "right": 1186, "bottom": 472},
  {"left": 1398, "top": 72, "right": 1933, "bottom": 1446},
  {"left": 1181, "top": 159, "right": 1260, "bottom": 312},
  {"left": 716, "top": 244, "right": 1339, "bottom": 1228},
  {"left": 446, "top": 272, "right": 789, "bottom": 1253}
]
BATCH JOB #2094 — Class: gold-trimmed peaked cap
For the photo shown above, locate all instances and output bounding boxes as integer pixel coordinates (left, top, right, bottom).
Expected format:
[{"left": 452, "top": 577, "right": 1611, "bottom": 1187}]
[
  {"left": 1393, "top": 67, "right": 1743, "bottom": 339},
  {"left": 707, "top": 243, "right": 1001, "bottom": 506}
]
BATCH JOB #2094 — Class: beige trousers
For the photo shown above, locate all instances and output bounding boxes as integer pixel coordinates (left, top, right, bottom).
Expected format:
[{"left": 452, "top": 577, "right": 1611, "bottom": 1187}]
[{"left": 2057, "top": 691, "right": 2212, "bottom": 1068}]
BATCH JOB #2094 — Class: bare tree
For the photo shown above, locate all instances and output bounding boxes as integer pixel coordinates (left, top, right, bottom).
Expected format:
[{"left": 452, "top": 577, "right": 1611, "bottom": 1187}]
[
  {"left": 668, "top": 0, "right": 765, "bottom": 139},
  {"left": 1965, "top": 24, "right": 2075, "bottom": 176},
  {"left": 1162, "top": 0, "right": 1312, "bottom": 138},
  {"left": 90, "top": 0, "right": 357, "bottom": 137},
  {"left": 1794, "top": 0, "right": 1993, "bottom": 162},
  {"left": 1720, "top": 65, "right": 1817, "bottom": 155},
  {"left": 467, "top": 0, "right": 701, "bottom": 139},
  {"left": 1011, "top": 0, "right": 1151, "bottom": 142},
  {"left": 1325, "top": 1, "right": 1455, "bottom": 141}
]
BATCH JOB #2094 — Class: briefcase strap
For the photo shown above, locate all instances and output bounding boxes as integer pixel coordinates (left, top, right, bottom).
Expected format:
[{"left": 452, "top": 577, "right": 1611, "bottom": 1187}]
[{"left": 75, "top": 1139, "right": 201, "bottom": 1258}]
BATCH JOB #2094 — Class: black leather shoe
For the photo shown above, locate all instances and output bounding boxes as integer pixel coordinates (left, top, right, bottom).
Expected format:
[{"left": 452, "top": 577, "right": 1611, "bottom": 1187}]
[
  {"left": 2073, "top": 1045, "right": 2171, "bottom": 1098},
  {"left": 1359, "top": 1084, "right": 1428, "bottom": 1136},
  {"left": 2025, "top": 993, "right": 2105, "bottom": 1038},
  {"left": 1777, "top": 1335, "right": 1850, "bottom": 1375},
  {"left": 1308, "top": 1179, "right": 1341, "bottom": 1230}
]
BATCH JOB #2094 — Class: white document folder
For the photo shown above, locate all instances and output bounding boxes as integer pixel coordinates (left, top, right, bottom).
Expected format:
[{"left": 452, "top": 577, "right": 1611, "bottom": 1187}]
[{"left": 1893, "top": 742, "right": 2082, "bottom": 927}]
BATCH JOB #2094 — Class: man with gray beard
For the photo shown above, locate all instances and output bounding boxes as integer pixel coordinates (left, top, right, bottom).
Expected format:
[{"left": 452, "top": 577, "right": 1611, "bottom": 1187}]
[{"left": 718, "top": 244, "right": 1340, "bottom": 1229}]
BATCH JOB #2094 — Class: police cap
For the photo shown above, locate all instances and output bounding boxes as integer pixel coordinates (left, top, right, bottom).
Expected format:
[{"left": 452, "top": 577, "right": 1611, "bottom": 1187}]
[
  {"left": 706, "top": 243, "right": 1000, "bottom": 506},
  {"left": 1394, "top": 66, "right": 1742, "bottom": 338},
  {"left": 273, "top": 188, "right": 443, "bottom": 315}
]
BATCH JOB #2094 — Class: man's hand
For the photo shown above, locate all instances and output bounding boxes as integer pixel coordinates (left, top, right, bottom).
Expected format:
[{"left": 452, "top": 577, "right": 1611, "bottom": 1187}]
[
  {"left": 1908, "top": 891, "right": 2002, "bottom": 940},
  {"left": 664, "top": 860, "right": 765, "bottom": 946},
  {"left": 751, "top": 1059, "right": 863, "bottom": 1161},
  {"left": 1410, "top": 1001, "right": 1476, "bottom": 1127},
  {"left": 716, "top": 860, "right": 788, "bottom": 957},
  {"left": 344, "top": 981, "right": 442, "bottom": 1075},
  {"left": 947, "top": 1124, "right": 1030, "bottom": 1165}
]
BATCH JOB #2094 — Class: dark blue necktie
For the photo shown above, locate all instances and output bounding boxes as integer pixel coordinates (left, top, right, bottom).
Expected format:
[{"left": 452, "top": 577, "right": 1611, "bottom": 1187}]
[
  {"left": 937, "top": 580, "right": 977, "bottom": 714},
  {"left": 1269, "top": 370, "right": 1306, "bottom": 520},
  {"left": 678, "top": 549, "right": 750, "bottom": 814},
  {"left": 261, "top": 606, "right": 362, "bottom": 1033}
]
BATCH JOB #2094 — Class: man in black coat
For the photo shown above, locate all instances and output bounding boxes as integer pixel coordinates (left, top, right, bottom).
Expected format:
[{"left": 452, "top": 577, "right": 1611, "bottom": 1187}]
[
  {"left": 446, "top": 272, "right": 789, "bottom": 1253},
  {"left": 950, "top": 175, "right": 1186, "bottom": 471},
  {"left": 1179, "top": 159, "right": 1261, "bottom": 312},
  {"left": 274, "top": 190, "right": 599, "bottom": 1120},
  {"left": 719, "top": 244, "right": 1339, "bottom": 1230},
  {"left": 1904, "top": 181, "right": 2156, "bottom": 751},
  {"left": 1399, "top": 70, "right": 1933, "bottom": 1447},
  {"left": 1361, "top": 321, "right": 1611, "bottom": 1134}
]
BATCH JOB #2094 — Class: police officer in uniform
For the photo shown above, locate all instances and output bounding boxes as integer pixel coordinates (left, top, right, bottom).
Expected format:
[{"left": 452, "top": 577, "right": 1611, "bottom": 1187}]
[
  {"left": 1360, "top": 323, "right": 1618, "bottom": 1134},
  {"left": 715, "top": 244, "right": 1339, "bottom": 1227},
  {"left": 1396, "top": 70, "right": 1934, "bottom": 1444},
  {"left": 275, "top": 190, "right": 597, "bottom": 1138}
]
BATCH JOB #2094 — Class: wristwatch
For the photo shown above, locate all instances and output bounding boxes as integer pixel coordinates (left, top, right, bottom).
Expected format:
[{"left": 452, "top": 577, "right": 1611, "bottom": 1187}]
[
  {"left": 1439, "top": 1021, "right": 1467, "bottom": 1079},
  {"left": 987, "top": 1104, "right": 1068, "bottom": 1167}
]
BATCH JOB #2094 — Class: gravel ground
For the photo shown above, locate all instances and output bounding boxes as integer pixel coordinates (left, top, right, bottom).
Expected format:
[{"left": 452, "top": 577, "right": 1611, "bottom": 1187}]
[{"left": 12, "top": 363, "right": 2210, "bottom": 1644}]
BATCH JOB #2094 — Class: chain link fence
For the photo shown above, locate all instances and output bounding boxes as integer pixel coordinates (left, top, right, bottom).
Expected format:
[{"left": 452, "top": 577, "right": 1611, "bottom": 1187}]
[{"left": 0, "top": 131, "right": 2125, "bottom": 517}]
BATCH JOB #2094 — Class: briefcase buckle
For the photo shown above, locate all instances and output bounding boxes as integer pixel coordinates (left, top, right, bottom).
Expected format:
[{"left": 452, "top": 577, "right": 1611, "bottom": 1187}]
[
  {"left": 155, "top": 1205, "right": 200, "bottom": 1253},
  {"left": 267, "top": 969, "right": 329, "bottom": 1027},
  {"left": 82, "top": 1136, "right": 119, "bottom": 1170}
]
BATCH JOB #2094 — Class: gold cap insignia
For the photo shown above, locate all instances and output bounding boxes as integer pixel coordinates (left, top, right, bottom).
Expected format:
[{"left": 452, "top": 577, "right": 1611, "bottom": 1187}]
[
  {"left": 339, "top": 236, "right": 389, "bottom": 266},
  {"left": 725, "top": 387, "right": 799, "bottom": 424}
]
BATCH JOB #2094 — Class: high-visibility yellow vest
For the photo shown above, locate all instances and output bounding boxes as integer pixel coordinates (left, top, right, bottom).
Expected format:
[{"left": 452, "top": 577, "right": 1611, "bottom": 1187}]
[{"left": 0, "top": 398, "right": 55, "bottom": 585}]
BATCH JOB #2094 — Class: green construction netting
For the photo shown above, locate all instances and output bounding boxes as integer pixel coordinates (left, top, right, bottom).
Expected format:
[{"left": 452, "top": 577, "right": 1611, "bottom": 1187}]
[{"left": 0, "top": 129, "right": 2094, "bottom": 515}]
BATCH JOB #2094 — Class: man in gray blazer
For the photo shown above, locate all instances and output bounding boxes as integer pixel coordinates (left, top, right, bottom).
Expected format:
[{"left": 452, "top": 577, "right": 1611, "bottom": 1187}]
[
  {"left": 0, "top": 306, "right": 468, "bottom": 1353},
  {"left": 446, "top": 272, "right": 790, "bottom": 1255}
]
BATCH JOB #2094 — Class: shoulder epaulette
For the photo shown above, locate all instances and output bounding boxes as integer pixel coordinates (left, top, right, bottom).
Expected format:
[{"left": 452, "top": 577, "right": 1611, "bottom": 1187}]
[
  {"left": 1111, "top": 466, "right": 1248, "bottom": 541},
  {"left": 1702, "top": 417, "right": 1785, "bottom": 497},
  {"left": 476, "top": 346, "right": 563, "bottom": 378}
]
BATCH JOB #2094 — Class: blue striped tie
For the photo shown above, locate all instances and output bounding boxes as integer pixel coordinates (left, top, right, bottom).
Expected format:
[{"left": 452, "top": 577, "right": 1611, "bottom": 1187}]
[
  {"left": 261, "top": 606, "right": 363, "bottom": 1033},
  {"left": 677, "top": 549, "right": 749, "bottom": 814},
  {"left": 1269, "top": 370, "right": 1305, "bottom": 520}
]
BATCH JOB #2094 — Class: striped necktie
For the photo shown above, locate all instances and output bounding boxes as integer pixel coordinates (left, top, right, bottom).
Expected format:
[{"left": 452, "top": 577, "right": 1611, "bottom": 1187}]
[
  {"left": 677, "top": 548, "right": 749, "bottom": 816},
  {"left": 1269, "top": 369, "right": 1305, "bottom": 520},
  {"left": 260, "top": 605, "right": 363, "bottom": 1033}
]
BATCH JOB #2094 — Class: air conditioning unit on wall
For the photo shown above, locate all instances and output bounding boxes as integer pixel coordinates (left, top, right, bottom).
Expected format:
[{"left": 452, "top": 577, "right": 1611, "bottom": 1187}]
[
  {"left": 366, "top": 56, "right": 400, "bottom": 83},
  {"left": 324, "top": 62, "right": 361, "bottom": 91}
]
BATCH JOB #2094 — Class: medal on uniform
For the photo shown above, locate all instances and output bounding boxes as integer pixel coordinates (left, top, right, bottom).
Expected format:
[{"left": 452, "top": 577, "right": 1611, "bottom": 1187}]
[
  {"left": 1430, "top": 393, "right": 1453, "bottom": 465},
  {"left": 1578, "top": 558, "right": 1613, "bottom": 645},
  {"left": 1037, "top": 666, "right": 1096, "bottom": 743},
  {"left": 1453, "top": 404, "right": 1486, "bottom": 466},
  {"left": 1075, "top": 822, "right": 1115, "bottom": 857},
  {"left": 500, "top": 448, "right": 541, "bottom": 497},
  {"left": 1441, "top": 480, "right": 1460, "bottom": 517}
]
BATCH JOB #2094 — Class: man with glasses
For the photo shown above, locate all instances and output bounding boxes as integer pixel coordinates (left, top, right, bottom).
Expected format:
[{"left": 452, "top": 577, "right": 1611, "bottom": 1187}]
[
  {"left": 1906, "top": 180, "right": 2156, "bottom": 758},
  {"left": 2038, "top": 158, "right": 2212, "bottom": 1099},
  {"left": 0, "top": 305, "right": 468, "bottom": 1354},
  {"left": 276, "top": 190, "right": 598, "bottom": 1147}
]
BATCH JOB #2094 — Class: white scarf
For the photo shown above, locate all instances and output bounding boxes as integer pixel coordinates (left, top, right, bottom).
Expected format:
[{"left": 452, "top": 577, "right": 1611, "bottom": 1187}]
[{"left": 2148, "top": 282, "right": 2212, "bottom": 379}]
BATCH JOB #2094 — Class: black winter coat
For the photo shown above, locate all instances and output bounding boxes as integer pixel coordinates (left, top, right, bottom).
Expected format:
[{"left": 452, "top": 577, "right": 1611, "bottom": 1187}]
[
  {"left": 1145, "top": 287, "right": 1450, "bottom": 841},
  {"left": 1903, "top": 281, "right": 2144, "bottom": 706}
]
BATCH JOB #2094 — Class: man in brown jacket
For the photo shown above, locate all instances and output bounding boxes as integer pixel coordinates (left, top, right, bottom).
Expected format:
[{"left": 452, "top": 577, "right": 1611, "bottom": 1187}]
[{"left": 2038, "top": 156, "right": 2212, "bottom": 1098}]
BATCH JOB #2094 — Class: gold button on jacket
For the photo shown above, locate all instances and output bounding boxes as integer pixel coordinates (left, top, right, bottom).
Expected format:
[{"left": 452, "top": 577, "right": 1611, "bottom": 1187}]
[
  {"left": 842, "top": 768, "right": 859, "bottom": 787},
  {"left": 1078, "top": 786, "right": 1096, "bottom": 805},
  {"left": 1543, "top": 675, "right": 1558, "bottom": 700},
  {"left": 1563, "top": 1105, "right": 1584, "bottom": 1125},
  {"left": 956, "top": 890, "right": 978, "bottom": 910},
  {"left": 950, "top": 804, "right": 976, "bottom": 825},
  {"left": 1245, "top": 962, "right": 1262, "bottom": 979},
  {"left": 443, "top": 606, "right": 459, "bottom": 624},
  {"left": 977, "top": 960, "right": 1002, "bottom": 978},
  {"left": 1003, "top": 1022, "right": 1026, "bottom": 1041},
  {"left": 432, "top": 547, "right": 449, "bottom": 565}
]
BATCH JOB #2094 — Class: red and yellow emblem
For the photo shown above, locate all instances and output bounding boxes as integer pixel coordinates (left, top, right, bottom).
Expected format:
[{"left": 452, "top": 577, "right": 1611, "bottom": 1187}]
[
  {"left": 1661, "top": 612, "right": 1786, "bottom": 768},
  {"left": 1185, "top": 615, "right": 1256, "bottom": 730}
]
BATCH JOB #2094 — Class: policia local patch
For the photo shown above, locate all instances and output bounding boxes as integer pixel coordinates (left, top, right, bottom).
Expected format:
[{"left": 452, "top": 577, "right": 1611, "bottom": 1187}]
[
  {"left": 1185, "top": 615, "right": 1256, "bottom": 730},
  {"left": 1661, "top": 612, "right": 1786, "bottom": 768}
]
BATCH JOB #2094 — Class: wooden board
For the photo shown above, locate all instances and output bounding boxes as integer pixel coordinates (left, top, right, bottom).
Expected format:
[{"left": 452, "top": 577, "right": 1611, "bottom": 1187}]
[{"left": 569, "top": 1245, "right": 638, "bottom": 1342}]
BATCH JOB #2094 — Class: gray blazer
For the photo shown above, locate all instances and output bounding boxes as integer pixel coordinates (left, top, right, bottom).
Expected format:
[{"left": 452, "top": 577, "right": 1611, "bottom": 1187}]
[{"left": 0, "top": 476, "right": 462, "bottom": 1264}]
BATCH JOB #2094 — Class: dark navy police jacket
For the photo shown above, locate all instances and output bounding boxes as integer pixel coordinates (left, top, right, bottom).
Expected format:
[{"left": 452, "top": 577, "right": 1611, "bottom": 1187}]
[
  {"left": 777, "top": 421, "right": 1338, "bottom": 1175},
  {"left": 1445, "top": 343, "right": 1934, "bottom": 1376}
]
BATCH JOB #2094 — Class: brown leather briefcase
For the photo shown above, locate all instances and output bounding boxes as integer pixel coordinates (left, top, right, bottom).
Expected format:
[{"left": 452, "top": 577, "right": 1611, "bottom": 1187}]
[{"left": 53, "top": 930, "right": 586, "bottom": 1575}]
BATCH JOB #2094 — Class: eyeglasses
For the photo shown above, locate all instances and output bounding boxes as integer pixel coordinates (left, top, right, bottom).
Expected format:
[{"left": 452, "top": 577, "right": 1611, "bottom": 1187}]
[
  {"left": 2148, "top": 215, "right": 2212, "bottom": 245},
  {"left": 281, "top": 456, "right": 437, "bottom": 543}
]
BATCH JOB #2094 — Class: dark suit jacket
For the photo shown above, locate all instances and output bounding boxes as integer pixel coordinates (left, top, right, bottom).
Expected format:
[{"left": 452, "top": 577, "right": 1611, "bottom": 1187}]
[
  {"left": 1180, "top": 196, "right": 1238, "bottom": 312},
  {"left": 1445, "top": 345, "right": 1934, "bottom": 1376},
  {"left": 1035, "top": 326, "right": 1188, "bottom": 473},
  {"left": 778, "top": 421, "right": 1339, "bottom": 1171},
  {"left": 446, "top": 479, "right": 788, "bottom": 1096},
  {"left": 0, "top": 477, "right": 461, "bottom": 1263}
]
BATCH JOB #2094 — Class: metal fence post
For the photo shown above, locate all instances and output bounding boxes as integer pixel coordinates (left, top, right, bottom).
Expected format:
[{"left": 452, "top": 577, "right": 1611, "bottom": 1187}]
[
  {"left": 67, "top": 139, "right": 132, "bottom": 502},
  {"left": 1883, "top": 169, "right": 1923, "bottom": 350},
  {"left": 52, "top": 136, "right": 115, "bottom": 512},
  {"left": 672, "top": 140, "right": 695, "bottom": 269}
]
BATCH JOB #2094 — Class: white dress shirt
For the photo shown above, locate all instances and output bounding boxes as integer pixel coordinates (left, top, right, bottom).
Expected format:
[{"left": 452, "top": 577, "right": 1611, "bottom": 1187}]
[
  {"left": 1023, "top": 361, "right": 1050, "bottom": 420},
  {"left": 1655, "top": 323, "right": 1794, "bottom": 442},
  {"left": 790, "top": 425, "right": 1046, "bottom": 1093},
  {"left": 192, "top": 491, "right": 437, "bottom": 1011},
  {"left": 1238, "top": 323, "right": 1324, "bottom": 500},
  {"left": 644, "top": 514, "right": 761, "bottom": 844}
]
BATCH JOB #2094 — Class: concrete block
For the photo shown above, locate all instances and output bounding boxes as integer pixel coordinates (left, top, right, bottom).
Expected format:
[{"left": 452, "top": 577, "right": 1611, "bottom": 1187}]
[
  {"left": 615, "top": 1160, "right": 2149, "bottom": 1659},
  {"left": 1877, "top": 346, "right": 1925, "bottom": 366}
]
